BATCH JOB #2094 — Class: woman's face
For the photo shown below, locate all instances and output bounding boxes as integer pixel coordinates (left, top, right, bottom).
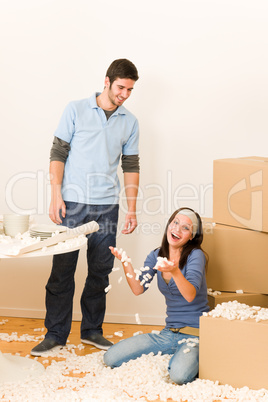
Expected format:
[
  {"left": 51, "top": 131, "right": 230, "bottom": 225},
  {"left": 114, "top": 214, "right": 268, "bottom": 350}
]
[{"left": 167, "top": 213, "right": 193, "bottom": 249}]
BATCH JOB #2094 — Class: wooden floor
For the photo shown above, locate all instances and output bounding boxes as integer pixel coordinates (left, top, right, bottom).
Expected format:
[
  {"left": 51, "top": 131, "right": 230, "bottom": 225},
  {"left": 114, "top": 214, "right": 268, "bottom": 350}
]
[
  {"left": 0, "top": 316, "right": 166, "bottom": 401},
  {"left": 0, "top": 316, "right": 163, "bottom": 359},
  {"left": 1, "top": 317, "right": 234, "bottom": 402},
  {"left": 1, "top": 317, "right": 265, "bottom": 402}
]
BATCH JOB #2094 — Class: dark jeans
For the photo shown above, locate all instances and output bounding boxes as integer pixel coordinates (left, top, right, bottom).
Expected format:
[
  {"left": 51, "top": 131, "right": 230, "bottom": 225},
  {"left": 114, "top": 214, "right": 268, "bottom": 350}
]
[{"left": 45, "top": 202, "right": 119, "bottom": 345}]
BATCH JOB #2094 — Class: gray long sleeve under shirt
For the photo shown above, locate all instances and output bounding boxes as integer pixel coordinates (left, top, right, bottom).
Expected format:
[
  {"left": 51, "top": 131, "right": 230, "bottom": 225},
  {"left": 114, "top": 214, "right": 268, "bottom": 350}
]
[{"left": 50, "top": 136, "right": 140, "bottom": 173}]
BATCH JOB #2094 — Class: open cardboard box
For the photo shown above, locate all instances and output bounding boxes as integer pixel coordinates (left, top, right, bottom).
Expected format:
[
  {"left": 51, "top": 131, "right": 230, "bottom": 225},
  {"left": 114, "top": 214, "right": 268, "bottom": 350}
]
[
  {"left": 213, "top": 156, "right": 268, "bottom": 233},
  {"left": 202, "top": 219, "right": 268, "bottom": 294},
  {"left": 199, "top": 314, "right": 268, "bottom": 390},
  {"left": 208, "top": 291, "right": 268, "bottom": 310}
]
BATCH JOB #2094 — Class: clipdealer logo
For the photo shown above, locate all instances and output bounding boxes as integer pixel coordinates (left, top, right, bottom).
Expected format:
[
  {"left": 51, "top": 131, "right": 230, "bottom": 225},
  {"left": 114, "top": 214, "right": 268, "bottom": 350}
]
[{"left": 227, "top": 170, "right": 263, "bottom": 230}]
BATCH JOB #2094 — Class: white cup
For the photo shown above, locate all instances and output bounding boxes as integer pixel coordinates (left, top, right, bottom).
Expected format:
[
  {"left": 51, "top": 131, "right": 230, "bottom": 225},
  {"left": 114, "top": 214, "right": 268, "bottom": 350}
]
[{"left": 3, "top": 214, "right": 30, "bottom": 237}]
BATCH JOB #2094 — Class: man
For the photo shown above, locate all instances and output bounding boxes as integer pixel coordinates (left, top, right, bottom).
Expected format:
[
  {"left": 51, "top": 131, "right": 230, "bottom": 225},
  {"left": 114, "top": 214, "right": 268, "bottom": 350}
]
[{"left": 31, "top": 59, "right": 140, "bottom": 355}]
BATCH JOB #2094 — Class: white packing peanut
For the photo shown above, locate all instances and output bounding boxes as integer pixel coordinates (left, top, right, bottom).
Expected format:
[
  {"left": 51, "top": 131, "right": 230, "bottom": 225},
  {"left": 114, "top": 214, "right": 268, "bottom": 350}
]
[
  {"left": 112, "top": 267, "right": 120, "bottom": 272},
  {"left": 133, "top": 331, "right": 143, "bottom": 336},
  {"left": 207, "top": 288, "right": 222, "bottom": 296},
  {"left": 151, "top": 330, "right": 160, "bottom": 335},
  {"left": 3, "top": 349, "right": 266, "bottom": 401},
  {"left": 140, "top": 266, "right": 150, "bottom": 272},
  {"left": 104, "top": 284, "right": 112, "bottom": 293},
  {"left": 207, "top": 300, "right": 268, "bottom": 322},
  {"left": 154, "top": 256, "right": 174, "bottom": 270},
  {"left": 0, "top": 319, "right": 8, "bottom": 325},
  {"left": 121, "top": 250, "right": 127, "bottom": 261},
  {"left": 183, "top": 348, "right": 191, "bottom": 354},
  {"left": 114, "top": 331, "right": 123, "bottom": 337},
  {"left": 135, "top": 313, "right": 142, "bottom": 324}
]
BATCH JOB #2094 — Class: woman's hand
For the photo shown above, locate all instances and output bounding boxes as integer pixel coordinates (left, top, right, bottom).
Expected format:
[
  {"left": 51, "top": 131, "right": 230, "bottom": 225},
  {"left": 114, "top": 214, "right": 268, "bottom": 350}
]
[
  {"left": 109, "top": 246, "right": 144, "bottom": 296},
  {"left": 156, "top": 259, "right": 178, "bottom": 274},
  {"left": 109, "top": 246, "right": 122, "bottom": 261},
  {"left": 156, "top": 257, "right": 196, "bottom": 302}
]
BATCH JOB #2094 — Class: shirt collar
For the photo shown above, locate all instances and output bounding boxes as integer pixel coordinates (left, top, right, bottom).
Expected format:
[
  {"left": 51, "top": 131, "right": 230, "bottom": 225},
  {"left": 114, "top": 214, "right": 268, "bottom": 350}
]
[{"left": 88, "top": 92, "right": 126, "bottom": 115}]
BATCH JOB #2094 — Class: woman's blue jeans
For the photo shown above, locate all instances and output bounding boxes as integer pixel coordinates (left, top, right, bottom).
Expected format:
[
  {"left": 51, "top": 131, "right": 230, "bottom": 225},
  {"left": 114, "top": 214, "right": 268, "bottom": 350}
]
[
  {"left": 44, "top": 202, "right": 119, "bottom": 345},
  {"left": 103, "top": 328, "right": 199, "bottom": 385}
]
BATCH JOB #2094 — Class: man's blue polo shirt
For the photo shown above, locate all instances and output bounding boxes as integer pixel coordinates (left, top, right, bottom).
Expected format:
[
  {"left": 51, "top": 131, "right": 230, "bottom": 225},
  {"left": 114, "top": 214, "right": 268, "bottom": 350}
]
[{"left": 54, "top": 93, "right": 139, "bottom": 205}]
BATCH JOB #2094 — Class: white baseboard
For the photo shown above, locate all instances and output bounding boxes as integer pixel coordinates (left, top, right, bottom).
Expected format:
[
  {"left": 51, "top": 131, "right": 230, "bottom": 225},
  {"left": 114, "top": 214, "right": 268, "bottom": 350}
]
[
  {"left": 0, "top": 308, "right": 46, "bottom": 319},
  {"left": 104, "top": 313, "right": 165, "bottom": 326},
  {"left": 0, "top": 308, "right": 165, "bottom": 326}
]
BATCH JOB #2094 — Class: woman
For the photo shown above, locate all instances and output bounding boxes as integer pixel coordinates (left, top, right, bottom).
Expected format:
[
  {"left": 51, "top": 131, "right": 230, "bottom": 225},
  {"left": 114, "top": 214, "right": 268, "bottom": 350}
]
[{"left": 103, "top": 207, "right": 209, "bottom": 384}]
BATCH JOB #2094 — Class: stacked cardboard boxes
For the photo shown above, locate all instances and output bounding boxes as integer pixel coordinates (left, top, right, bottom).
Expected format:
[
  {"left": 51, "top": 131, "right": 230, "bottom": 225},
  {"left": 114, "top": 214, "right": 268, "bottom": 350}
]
[
  {"left": 213, "top": 156, "right": 268, "bottom": 232},
  {"left": 199, "top": 156, "right": 268, "bottom": 389},
  {"left": 202, "top": 219, "right": 268, "bottom": 295}
]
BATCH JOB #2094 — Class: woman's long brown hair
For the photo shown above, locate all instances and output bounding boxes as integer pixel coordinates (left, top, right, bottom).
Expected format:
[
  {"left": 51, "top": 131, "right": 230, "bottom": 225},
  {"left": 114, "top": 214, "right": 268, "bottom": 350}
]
[{"left": 158, "top": 207, "right": 208, "bottom": 269}]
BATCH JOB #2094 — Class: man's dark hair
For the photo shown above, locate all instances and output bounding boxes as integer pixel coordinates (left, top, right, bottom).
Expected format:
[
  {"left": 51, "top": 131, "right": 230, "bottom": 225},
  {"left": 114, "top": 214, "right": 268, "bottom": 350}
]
[{"left": 106, "top": 59, "right": 139, "bottom": 86}]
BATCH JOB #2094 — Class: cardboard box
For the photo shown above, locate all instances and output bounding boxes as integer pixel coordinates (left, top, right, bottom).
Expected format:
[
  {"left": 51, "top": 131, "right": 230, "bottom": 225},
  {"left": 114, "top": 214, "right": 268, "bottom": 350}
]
[
  {"left": 199, "top": 315, "right": 268, "bottom": 389},
  {"left": 202, "top": 219, "right": 268, "bottom": 294},
  {"left": 213, "top": 156, "right": 268, "bottom": 232},
  {"left": 208, "top": 292, "right": 268, "bottom": 310}
]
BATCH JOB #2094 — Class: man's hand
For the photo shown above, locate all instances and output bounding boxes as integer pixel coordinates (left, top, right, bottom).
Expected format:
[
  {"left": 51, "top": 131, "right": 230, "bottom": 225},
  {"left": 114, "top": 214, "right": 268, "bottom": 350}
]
[
  {"left": 122, "top": 212, "right": 137, "bottom": 234},
  {"left": 49, "top": 194, "right": 66, "bottom": 224}
]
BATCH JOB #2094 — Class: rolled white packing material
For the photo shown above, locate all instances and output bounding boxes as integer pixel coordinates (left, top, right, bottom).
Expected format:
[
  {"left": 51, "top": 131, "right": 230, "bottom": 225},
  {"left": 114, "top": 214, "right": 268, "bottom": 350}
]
[{"left": 2, "top": 220, "right": 99, "bottom": 256}]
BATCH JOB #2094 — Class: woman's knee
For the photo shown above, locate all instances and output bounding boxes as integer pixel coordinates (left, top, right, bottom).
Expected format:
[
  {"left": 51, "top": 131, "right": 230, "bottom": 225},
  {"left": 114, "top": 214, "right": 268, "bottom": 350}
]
[
  {"left": 169, "top": 366, "right": 197, "bottom": 385},
  {"left": 103, "top": 334, "right": 153, "bottom": 368},
  {"left": 103, "top": 350, "right": 112, "bottom": 367},
  {"left": 103, "top": 348, "right": 119, "bottom": 368},
  {"left": 168, "top": 357, "right": 198, "bottom": 385},
  {"left": 103, "top": 341, "right": 132, "bottom": 368}
]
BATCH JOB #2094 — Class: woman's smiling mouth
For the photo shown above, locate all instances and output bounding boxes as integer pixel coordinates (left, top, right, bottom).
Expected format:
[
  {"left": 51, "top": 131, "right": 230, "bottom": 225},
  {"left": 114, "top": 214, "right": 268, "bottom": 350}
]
[{"left": 171, "top": 232, "right": 180, "bottom": 240}]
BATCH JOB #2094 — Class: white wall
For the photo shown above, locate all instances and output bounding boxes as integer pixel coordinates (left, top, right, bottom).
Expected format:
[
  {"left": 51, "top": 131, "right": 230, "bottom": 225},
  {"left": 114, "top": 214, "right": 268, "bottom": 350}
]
[{"left": 1, "top": 0, "right": 268, "bottom": 325}]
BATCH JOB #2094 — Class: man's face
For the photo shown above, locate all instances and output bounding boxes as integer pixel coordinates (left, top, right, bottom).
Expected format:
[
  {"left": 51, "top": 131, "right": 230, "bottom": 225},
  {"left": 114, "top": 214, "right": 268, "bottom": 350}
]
[{"left": 106, "top": 77, "right": 135, "bottom": 107}]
